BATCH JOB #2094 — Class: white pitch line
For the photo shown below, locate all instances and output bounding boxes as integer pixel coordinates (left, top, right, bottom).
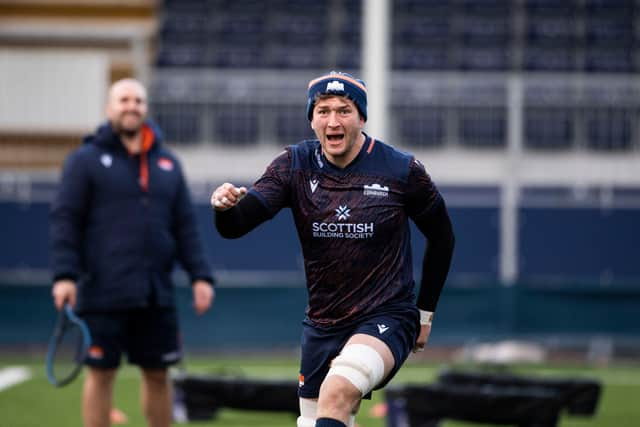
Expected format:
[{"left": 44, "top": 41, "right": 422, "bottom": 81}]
[{"left": 0, "top": 366, "right": 32, "bottom": 392}]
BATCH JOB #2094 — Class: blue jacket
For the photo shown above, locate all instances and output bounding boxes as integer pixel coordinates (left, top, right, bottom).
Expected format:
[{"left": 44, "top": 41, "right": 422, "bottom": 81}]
[{"left": 49, "top": 121, "right": 213, "bottom": 311}]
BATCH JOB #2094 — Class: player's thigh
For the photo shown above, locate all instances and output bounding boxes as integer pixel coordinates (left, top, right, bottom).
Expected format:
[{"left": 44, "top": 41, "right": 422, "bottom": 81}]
[
  {"left": 351, "top": 311, "right": 418, "bottom": 389},
  {"left": 127, "top": 306, "right": 181, "bottom": 368},
  {"left": 299, "top": 320, "right": 349, "bottom": 399},
  {"left": 344, "top": 333, "right": 395, "bottom": 377}
]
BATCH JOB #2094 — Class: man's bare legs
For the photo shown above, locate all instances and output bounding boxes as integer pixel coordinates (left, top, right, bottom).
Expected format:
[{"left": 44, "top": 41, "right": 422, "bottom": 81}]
[
  {"left": 83, "top": 367, "right": 116, "bottom": 427},
  {"left": 141, "top": 368, "right": 172, "bottom": 427},
  {"left": 82, "top": 366, "right": 171, "bottom": 427}
]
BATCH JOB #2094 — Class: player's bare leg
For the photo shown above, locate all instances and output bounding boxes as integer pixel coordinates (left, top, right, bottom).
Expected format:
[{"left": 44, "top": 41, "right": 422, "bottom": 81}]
[
  {"left": 141, "top": 368, "right": 172, "bottom": 427},
  {"left": 316, "top": 376, "right": 360, "bottom": 425},
  {"left": 315, "top": 334, "right": 395, "bottom": 426},
  {"left": 83, "top": 367, "right": 116, "bottom": 427}
]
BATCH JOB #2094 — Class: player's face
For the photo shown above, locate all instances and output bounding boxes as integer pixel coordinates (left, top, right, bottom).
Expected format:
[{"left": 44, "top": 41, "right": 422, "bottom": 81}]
[
  {"left": 106, "top": 80, "right": 148, "bottom": 136},
  {"left": 311, "top": 96, "right": 365, "bottom": 168}
]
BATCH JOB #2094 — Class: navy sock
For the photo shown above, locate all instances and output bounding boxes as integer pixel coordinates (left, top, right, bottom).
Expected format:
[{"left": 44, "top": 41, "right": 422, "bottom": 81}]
[{"left": 315, "top": 418, "right": 347, "bottom": 427}]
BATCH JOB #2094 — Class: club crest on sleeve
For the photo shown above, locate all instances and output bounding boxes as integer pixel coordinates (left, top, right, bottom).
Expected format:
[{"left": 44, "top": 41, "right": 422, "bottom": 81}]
[{"left": 157, "top": 157, "right": 174, "bottom": 171}]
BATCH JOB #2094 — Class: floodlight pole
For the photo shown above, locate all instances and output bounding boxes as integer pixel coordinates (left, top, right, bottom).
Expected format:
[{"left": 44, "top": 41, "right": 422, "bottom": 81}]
[
  {"left": 362, "top": 0, "right": 390, "bottom": 141},
  {"left": 501, "top": 75, "right": 523, "bottom": 286}
]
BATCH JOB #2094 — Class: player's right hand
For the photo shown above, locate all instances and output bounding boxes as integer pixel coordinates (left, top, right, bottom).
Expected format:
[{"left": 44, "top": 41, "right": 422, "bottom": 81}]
[
  {"left": 52, "top": 279, "right": 77, "bottom": 310},
  {"left": 412, "top": 323, "right": 431, "bottom": 353},
  {"left": 211, "top": 182, "right": 247, "bottom": 211}
]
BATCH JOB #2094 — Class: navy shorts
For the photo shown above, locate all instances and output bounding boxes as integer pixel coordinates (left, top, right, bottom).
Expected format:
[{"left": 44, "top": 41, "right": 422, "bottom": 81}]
[
  {"left": 80, "top": 307, "right": 181, "bottom": 369},
  {"left": 298, "top": 303, "right": 419, "bottom": 399}
]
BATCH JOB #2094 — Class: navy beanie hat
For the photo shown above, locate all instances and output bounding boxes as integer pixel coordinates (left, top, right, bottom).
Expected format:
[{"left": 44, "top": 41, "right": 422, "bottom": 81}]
[{"left": 306, "top": 71, "right": 367, "bottom": 121}]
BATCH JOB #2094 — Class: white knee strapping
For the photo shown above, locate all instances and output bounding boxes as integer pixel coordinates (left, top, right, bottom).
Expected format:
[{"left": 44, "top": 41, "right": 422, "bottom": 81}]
[
  {"left": 296, "top": 398, "right": 317, "bottom": 427},
  {"left": 326, "top": 344, "right": 385, "bottom": 395}
]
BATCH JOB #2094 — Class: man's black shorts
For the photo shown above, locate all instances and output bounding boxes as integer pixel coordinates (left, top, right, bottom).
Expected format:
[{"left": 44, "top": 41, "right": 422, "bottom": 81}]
[{"left": 80, "top": 306, "right": 181, "bottom": 369}]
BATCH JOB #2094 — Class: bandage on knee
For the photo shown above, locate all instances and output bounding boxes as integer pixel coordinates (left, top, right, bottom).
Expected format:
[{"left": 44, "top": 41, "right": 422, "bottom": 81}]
[
  {"left": 326, "top": 344, "right": 385, "bottom": 395},
  {"left": 296, "top": 398, "right": 317, "bottom": 427}
]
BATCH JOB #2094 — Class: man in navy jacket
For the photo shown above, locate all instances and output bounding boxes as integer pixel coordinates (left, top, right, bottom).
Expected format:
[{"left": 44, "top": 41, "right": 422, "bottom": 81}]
[{"left": 50, "top": 78, "right": 214, "bottom": 427}]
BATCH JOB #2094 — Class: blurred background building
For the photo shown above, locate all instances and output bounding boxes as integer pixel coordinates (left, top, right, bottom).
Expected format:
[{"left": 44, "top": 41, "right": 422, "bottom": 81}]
[{"left": 0, "top": 0, "right": 638, "bottom": 357}]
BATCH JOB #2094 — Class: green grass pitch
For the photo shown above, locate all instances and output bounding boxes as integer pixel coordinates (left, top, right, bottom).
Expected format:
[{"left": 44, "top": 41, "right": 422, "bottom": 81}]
[{"left": 1, "top": 355, "right": 639, "bottom": 427}]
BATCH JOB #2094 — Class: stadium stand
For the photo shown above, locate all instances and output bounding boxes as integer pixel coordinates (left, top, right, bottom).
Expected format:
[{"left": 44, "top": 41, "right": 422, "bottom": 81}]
[
  {"left": 455, "top": 2, "right": 512, "bottom": 72},
  {"left": 522, "top": 46, "right": 578, "bottom": 72},
  {"left": 459, "top": 107, "right": 507, "bottom": 148},
  {"left": 585, "top": 108, "right": 633, "bottom": 150},
  {"left": 148, "top": 0, "right": 640, "bottom": 153},
  {"left": 275, "top": 106, "right": 316, "bottom": 143},
  {"left": 525, "top": 107, "right": 574, "bottom": 150},
  {"left": 213, "top": 106, "right": 260, "bottom": 145},
  {"left": 154, "top": 0, "right": 640, "bottom": 76},
  {"left": 153, "top": 104, "right": 203, "bottom": 144},
  {"left": 394, "top": 106, "right": 446, "bottom": 148}
]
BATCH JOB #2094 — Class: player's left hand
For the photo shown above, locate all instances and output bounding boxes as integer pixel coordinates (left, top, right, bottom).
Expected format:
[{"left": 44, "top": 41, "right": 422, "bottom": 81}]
[
  {"left": 192, "top": 280, "right": 214, "bottom": 315},
  {"left": 412, "top": 323, "right": 431, "bottom": 353}
]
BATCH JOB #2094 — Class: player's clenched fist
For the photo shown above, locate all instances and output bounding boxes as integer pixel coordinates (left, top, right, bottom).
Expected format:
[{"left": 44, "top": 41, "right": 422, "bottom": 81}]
[{"left": 211, "top": 182, "right": 247, "bottom": 211}]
